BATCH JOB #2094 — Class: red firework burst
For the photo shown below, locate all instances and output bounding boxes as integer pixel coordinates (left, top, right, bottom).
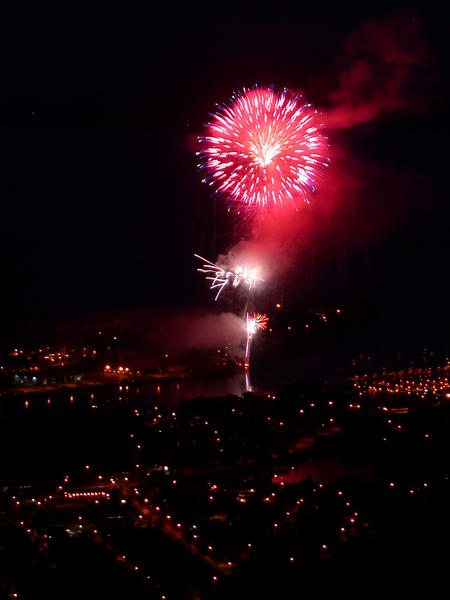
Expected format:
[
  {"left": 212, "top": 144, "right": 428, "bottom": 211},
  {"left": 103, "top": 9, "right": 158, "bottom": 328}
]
[
  {"left": 248, "top": 312, "right": 269, "bottom": 334},
  {"left": 199, "top": 86, "right": 329, "bottom": 210}
]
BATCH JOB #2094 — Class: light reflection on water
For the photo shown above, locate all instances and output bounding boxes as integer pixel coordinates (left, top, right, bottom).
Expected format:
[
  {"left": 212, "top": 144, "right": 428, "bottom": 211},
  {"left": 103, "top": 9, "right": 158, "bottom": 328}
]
[
  {"left": 138, "top": 371, "right": 251, "bottom": 408},
  {"left": 0, "top": 370, "right": 260, "bottom": 417}
]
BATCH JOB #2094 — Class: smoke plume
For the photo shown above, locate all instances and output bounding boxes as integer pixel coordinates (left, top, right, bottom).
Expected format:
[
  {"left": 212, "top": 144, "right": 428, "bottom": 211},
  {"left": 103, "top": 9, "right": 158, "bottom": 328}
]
[{"left": 326, "top": 13, "right": 430, "bottom": 128}]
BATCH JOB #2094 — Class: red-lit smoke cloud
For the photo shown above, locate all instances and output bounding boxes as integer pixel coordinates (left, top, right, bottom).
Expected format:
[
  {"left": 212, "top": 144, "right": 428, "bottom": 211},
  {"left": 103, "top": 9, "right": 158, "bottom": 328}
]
[
  {"left": 214, "top": 143, "right": 363, "bottom": 293},
  {"left": 212, "top": 14, "right": 432, "bottom": 295},
  {"left": 40, "top": 308, "right": 246, "bottom": 363},
  {"left": 163, "top": 310, "right": 244, "bottom": 353},
  {"left": 326, "top": 13, "right": 430, "bottom": 128}
]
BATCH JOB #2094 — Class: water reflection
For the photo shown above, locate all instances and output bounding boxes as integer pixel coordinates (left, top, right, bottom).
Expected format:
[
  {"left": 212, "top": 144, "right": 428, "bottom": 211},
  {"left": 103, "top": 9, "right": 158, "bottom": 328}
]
[
  {"left": 1, "top": 370, "right": 255, "bottom": 417},
  {"left": 245, "top": 370, "right": 252, "bottom": 393},
  {"left": 156, "top": 371, "right": 249, "bottom": 407}
]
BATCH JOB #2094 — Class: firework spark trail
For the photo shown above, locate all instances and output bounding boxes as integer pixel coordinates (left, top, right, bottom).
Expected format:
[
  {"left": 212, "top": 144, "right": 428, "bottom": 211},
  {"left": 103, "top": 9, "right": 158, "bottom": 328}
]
[
  {"left": 194, "top": 254, "right": 263, "bottom": 301},
  {"left": 194, "top": 255, "right": 267, "bottom": 364},
  {"left": 198, "top": 86, "right": 329, "bottom": 211},
  {"left": 194, "top": 254, "right": 231, "bottom": 301},
  {"left": 245, "top": 312, "right": 269, "bottom": 365}
]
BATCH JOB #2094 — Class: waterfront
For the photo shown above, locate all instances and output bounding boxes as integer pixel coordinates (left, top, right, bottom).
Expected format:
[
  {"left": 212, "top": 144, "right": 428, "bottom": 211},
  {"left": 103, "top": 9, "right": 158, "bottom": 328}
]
[{"left": 1, "top": 356, "right": 449, "bottom": 598}]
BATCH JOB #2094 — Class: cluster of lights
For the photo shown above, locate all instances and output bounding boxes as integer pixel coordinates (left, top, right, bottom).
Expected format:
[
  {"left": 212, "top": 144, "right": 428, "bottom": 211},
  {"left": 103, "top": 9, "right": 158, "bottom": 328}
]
[
  {"left": 352, "top": 361, "right": 449, "bottom": 399},
  {"left": 8, "top": 362, "right": 450, "bottom": 597},
  {"left": 63, "top": 491, "right": 110, "bottom": 499},
  {"left": 9, "top": 346, "right": 95, "bottom": 366},
  {"left": 104, "top": 365, "right": 132, "bottom": 374}
]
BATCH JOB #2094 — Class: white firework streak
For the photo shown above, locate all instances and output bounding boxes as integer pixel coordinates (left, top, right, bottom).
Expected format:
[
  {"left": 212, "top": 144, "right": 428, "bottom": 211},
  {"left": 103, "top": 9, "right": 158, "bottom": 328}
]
[
  {"left": 194, "top": 254, "right": 233, "bottom": 301},
  {"left": 194, "top": 254, "right": 263, "bottom": 301},
  {"left": 231, "top": 265, "right": 263, "bottom": 291}
]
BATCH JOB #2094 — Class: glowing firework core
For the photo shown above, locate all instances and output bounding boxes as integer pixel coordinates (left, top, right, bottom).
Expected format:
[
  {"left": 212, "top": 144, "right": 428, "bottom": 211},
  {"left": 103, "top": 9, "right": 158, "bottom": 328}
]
[
  {"left": 199, "top": 87, "right": 329, "bottom": 209},
  {"left": 232, "top": 265, "right": 262, "bottom": 290},
  {"left": 247, "top": 312, "right": 269, "bottom": 335}
]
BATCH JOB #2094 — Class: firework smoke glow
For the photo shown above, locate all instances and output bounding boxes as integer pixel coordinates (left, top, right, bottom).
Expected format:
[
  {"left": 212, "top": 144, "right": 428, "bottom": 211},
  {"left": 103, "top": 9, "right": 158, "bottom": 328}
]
[{"left": 198, "top": 86, "right": 329, "bottom": 210}]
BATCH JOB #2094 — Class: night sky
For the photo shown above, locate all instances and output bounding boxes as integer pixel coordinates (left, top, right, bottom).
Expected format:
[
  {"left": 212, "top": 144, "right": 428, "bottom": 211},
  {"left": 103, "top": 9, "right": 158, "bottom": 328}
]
[{"left": 2, "top": 3, "right": 449, "bottom": 349}]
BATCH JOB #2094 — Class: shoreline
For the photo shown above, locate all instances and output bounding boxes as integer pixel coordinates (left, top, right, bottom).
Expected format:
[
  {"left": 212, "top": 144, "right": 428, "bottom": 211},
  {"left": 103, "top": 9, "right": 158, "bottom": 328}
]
[{"left": 0, "top": 365, "right": 242, "bottom": 399}]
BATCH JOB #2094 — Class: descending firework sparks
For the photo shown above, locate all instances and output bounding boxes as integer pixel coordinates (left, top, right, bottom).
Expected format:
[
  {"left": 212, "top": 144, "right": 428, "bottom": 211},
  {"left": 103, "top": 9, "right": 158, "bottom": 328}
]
[
  {"left": 194, "top": 254, "right": 263, "bottom": 301},
  {"left": 198, "top": 86, "right": 329, "bottom": 210},
  {"left": 245, "top": 312, "right": 269, "bottom": 365},
  {"left": 195, "top": 254, "right": 229, "bottom": 301}
]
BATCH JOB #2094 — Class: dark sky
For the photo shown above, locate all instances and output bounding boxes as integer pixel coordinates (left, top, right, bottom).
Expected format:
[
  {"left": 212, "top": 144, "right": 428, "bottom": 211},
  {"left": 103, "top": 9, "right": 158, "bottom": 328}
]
[{"left": 1, "top": 3, "right": 449, "bottom": 346}]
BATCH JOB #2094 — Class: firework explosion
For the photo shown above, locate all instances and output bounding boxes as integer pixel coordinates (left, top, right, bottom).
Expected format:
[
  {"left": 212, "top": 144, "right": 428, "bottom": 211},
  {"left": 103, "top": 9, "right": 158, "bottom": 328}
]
[
  {"left": 247, "top": 312, "right": 269, "bottom": 334},
  {"left": 195, "top": 254, "right": 263, "bottom": 301},
  {"left": 198, "top": 86, "right": 329, "bottom": 211},
  {"left": 193, "top": 85, "right": 331, "bottom": 371},
  {"left": 245, "top": 312, "right": 269, "bottom": 365}
]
